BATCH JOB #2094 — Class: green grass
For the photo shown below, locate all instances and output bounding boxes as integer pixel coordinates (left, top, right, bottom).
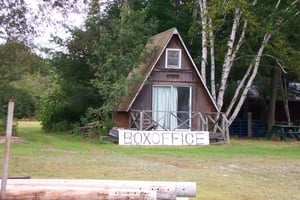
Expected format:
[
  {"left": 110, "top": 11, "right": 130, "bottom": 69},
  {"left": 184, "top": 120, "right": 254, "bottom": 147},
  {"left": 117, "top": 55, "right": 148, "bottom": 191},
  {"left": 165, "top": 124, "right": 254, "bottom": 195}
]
[{"left": 1, "top": 122, "right": 300, "bottom": 200}]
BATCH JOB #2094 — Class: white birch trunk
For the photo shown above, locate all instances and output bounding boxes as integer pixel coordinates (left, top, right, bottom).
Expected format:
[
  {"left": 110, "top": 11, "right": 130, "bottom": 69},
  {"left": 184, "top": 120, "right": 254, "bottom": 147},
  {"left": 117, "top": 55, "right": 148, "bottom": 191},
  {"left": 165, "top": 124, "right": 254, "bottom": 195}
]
[
  {"left": 228, "top": 0, "right": 291, "bottom": 124},
  {"left": 196, "top": 0, "right": 295, "bottom": 131},
  {"left": 216, "top": 8, "right": 241, "bottom": 110},
  {"left": 225, "top": 63, "right": 254, "bottom": 117},
  {"left": 199, "top": 0, "right": 207, "bottom": 84},
  {"left": 228, "top": 33, "right": 272, "bottom": 124},
  {"left": 209, "top": 18, "right": 216, "bottom": 101},
  {"left": 224, "top": 20, "right": 248, "bottom": 116}
]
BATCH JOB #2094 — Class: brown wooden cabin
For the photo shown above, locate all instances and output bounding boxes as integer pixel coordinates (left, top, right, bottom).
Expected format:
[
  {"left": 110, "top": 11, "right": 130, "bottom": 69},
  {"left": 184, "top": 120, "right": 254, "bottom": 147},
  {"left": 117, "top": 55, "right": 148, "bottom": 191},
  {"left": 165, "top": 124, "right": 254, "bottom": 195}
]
[{"left": 115, "top": 27, "right": 219, "bottom": 132}]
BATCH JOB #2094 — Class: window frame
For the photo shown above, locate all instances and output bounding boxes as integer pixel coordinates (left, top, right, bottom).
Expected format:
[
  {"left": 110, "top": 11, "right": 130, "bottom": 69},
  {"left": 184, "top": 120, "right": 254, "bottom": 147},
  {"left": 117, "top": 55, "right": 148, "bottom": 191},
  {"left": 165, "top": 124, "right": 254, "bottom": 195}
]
[
  {"left": 152, "top": 85, "right": 192, "bottom": 130},
  {"left": 165, "top": 48, "right": 182, "bottom": 69}
]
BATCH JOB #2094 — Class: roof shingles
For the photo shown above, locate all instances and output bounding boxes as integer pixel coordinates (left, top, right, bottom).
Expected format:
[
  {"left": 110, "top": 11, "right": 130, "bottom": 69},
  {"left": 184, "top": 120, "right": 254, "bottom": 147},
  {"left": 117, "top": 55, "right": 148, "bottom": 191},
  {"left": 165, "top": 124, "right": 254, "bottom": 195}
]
[{"left": 118, "top": 27, "right": 178, "bottom": 111}]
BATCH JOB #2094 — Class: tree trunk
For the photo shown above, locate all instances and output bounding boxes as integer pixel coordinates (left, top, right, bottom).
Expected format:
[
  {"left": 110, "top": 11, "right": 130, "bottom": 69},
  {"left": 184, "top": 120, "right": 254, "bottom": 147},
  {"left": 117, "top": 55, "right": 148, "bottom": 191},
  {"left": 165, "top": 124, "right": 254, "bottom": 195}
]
[
  {"left": 199, "top": 0, "right": 207, "bottom": 84},
  {"left": 280, "top": 72, "right": 291, "bottom": 124},
  {"left": 209, "top": 18, "right": 216, "bottom": 101},
  {"left": 267, "top": 66, "right": 281, "bottom": 131},
  {"left": 216, "top": 8, "right": 241, "bottom": 110},
  {"left": 192, "top": 0, "right": 198, "bottom": 18}
]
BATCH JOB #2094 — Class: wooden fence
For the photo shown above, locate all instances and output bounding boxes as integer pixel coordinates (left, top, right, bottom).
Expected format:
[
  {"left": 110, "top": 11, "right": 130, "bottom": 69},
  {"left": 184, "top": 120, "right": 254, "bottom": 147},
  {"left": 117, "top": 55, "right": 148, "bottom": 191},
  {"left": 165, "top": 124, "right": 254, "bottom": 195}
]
[{"left": 129, "top": 110, "right": 230, "bottom": 143}]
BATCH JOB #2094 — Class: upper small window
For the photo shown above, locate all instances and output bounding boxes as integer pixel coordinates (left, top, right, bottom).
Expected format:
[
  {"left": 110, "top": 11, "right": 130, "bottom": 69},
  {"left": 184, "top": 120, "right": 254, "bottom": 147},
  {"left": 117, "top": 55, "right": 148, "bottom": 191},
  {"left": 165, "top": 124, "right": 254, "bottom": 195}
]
[{"left": 166, "top": 48, "right": 181, "bottom": 69}]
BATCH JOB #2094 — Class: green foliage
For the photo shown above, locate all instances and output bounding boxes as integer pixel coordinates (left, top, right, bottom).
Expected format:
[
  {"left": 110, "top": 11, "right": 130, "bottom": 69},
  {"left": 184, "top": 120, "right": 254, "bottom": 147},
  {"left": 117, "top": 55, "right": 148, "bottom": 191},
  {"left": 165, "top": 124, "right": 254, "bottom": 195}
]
[
  {"left": 209, "top": 1, "right": 299, "bottom": 98},
  {"left": 0, "top": 84, "right": 36, "bottom": 120},
  {"left": 37, "top": 86, "right": 73, "bottom": 131},
  {"left": 37, "top": 27, "right": 103, "bottom": 131},
  {"left": 37, "top": 78, "right": 102, "bottom": 131},
  {"left": 0, "top": 41, "right": 48, "bottom": 119},
  {"left": 88, "top": 4, "right": 157, "bottom": 127},
  {"left": 0, "top": 41, "right": 45, "bottom": 85},
  {"left": 12, "top": 73, "right": 52, "bottom": 104},
  {"left": 143, "top": 0, "right": 200, "bottom": 59},
  {"left": 265, "top": 9, "right": 300, "bottom": 79}
]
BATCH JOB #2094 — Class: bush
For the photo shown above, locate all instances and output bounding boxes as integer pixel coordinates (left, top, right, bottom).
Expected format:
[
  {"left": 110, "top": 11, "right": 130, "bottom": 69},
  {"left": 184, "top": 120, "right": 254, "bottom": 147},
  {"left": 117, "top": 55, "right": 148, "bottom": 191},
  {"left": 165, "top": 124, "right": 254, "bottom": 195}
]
[
  {"left": 0, "top": 86, "right": 35, "bottom": 119},
  {"left": 37, "top": 84, "right": 102, "bottom": 132}
]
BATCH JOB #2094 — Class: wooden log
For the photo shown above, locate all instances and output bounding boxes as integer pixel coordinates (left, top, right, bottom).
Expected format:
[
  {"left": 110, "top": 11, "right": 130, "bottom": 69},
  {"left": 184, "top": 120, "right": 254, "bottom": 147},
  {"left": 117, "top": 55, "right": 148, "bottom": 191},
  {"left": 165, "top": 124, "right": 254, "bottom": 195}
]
[
  {"left": 4, "top": 179, "right": 196, "bottom": 199},
  {"left": 2, "top": 186, "right": 156, "bottom": 200}
]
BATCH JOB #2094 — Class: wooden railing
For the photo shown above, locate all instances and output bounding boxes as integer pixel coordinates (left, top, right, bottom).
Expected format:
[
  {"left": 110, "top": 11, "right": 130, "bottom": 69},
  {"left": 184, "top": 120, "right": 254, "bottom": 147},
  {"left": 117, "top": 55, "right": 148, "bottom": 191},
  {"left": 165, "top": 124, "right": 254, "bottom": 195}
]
[{"left": 129, "top": 110, "right": 230, "bottom": 144}]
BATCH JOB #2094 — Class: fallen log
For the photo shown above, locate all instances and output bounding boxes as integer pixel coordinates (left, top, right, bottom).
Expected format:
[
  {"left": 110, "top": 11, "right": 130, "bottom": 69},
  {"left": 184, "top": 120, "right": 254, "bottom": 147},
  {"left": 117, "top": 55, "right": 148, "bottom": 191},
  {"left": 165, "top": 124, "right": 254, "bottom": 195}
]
[
  {"left": 3, "top": 186, "right": 156, "bottom": 200},
  {"left": 1, "top": 179, "right": 196, "bottom": 200}
]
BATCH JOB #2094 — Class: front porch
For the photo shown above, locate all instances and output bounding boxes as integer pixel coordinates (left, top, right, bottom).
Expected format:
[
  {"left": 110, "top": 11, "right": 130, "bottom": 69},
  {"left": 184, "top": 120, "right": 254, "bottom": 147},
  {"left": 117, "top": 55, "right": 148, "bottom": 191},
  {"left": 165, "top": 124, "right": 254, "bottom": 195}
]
[{"left": 128, "top": 110, "right": 230, "bottom": 144}]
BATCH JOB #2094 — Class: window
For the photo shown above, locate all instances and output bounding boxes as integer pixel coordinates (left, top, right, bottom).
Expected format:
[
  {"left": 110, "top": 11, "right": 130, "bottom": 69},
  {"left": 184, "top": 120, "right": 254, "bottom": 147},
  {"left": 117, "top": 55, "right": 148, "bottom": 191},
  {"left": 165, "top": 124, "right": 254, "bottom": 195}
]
[
  {"left": 152, "top": 86, "right": 191, "bottom": 130},
  {"left": 166, "top": 48, "right": 181, "bottom": 68}
]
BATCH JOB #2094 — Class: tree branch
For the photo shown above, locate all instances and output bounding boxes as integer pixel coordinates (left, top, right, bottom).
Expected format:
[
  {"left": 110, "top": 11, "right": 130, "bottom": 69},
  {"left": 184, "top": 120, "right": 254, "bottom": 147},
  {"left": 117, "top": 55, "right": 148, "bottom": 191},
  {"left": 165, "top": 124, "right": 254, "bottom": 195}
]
[
  {"left": 229, "top": 33, "right": 272, "bottom": 124},
  {"left": 263, "top": 54, "right": 287, "bottom": 74},
  {"left": 225, "top": 63, "right": 254, "bottom": 117}
]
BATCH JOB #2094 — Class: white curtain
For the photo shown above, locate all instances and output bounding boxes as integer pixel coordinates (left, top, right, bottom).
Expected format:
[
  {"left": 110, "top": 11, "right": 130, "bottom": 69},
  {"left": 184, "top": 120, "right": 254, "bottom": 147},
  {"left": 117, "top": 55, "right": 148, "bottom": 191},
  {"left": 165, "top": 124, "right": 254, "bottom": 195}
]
[{"left": 153, "top": 86, "right": 177, "bottom": 130}]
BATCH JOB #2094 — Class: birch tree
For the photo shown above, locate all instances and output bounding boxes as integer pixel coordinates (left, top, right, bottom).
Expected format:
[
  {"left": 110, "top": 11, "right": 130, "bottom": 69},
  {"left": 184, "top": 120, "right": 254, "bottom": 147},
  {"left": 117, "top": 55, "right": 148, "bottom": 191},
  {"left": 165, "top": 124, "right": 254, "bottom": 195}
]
[{"left": 197, "top": 0, "right": 299, "bottom": 125}]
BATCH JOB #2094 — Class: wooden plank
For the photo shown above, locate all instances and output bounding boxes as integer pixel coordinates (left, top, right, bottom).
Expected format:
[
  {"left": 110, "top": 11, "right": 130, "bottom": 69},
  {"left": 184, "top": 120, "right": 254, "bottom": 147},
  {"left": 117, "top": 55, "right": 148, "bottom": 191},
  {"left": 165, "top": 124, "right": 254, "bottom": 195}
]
[{"left": 5, "top": 179, "right": 196, "bottom": 199}]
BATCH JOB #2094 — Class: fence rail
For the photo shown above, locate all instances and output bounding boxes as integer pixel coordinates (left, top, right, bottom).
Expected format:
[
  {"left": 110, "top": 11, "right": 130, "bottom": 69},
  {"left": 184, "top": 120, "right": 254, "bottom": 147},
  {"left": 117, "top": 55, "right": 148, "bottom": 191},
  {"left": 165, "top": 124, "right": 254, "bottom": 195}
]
[{"left": 129, "top": 110, "right": 230, "bottom": 144}]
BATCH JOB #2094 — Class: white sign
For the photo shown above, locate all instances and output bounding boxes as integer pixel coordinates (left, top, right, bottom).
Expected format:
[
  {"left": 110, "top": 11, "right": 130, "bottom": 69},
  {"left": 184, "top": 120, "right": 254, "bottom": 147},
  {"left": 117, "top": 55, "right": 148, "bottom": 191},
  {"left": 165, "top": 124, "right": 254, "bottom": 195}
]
[{"left": 118, "top": 130, "right": 209, "bottom": 146}]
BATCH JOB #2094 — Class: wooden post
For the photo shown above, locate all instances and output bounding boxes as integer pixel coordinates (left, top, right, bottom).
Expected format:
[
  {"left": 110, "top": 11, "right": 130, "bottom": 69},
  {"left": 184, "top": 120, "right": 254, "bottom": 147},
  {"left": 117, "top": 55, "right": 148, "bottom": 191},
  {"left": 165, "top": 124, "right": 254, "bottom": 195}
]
[
  {"left": 139, "top": 111, "right": 144, "bottom": 130},
  {"left": 1, "top": 100, "right": 14, "bottom": 199},
  {"left": 248, "top": 112, "right": 252, "bottom": 138}
]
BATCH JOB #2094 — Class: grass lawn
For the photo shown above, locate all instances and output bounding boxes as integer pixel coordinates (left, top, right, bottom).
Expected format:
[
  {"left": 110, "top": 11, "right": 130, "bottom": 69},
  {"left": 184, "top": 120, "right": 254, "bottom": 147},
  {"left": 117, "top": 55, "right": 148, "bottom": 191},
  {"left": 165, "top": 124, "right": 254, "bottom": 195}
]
[{"left": 1, "top": 121, "right": 300, "bottom": 199}]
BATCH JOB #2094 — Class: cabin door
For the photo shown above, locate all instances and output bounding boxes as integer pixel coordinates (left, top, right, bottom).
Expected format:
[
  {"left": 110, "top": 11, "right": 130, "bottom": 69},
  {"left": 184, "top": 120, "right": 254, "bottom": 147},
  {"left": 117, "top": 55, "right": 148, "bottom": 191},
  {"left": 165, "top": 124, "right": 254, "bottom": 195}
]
[{"left": 152, "top": 86, "right": 191, "bottom": 130}]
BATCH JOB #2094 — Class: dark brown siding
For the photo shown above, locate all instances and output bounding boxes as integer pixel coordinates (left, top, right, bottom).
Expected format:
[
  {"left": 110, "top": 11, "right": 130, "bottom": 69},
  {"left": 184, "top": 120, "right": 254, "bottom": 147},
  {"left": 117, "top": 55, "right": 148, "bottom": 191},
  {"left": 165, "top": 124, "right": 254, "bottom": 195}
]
[
  {"left": 131, "top": 84, "right": 152, "bottom": 111},
  {"left": 114, "top": 112, "right": 129, "bottom": 128}
]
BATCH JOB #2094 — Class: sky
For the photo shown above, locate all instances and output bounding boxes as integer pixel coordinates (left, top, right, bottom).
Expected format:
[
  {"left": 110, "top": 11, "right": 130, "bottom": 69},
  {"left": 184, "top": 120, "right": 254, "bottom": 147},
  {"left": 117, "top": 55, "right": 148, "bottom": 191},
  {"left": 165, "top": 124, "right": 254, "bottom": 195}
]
[
  {"left": 25, "top": 0, "right": 89, "bottom": 55},
  {"left": 0, "top": 0, "right": 108, "bottom": 57}
]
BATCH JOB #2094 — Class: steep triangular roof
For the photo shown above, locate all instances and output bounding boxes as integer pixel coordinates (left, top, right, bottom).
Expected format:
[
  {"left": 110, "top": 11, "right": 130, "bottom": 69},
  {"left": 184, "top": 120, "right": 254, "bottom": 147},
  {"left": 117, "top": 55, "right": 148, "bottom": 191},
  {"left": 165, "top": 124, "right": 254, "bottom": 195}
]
[{"left": 118, "top": 27, "right": 218, "bottom": 112}]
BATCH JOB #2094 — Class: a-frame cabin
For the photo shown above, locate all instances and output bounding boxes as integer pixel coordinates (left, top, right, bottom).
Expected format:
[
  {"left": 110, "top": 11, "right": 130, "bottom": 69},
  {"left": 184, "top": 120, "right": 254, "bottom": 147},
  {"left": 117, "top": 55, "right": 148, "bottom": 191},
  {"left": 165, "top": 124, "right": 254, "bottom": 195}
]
[{"left": 112, "top": 28, "right": 226, "bottom": 145}]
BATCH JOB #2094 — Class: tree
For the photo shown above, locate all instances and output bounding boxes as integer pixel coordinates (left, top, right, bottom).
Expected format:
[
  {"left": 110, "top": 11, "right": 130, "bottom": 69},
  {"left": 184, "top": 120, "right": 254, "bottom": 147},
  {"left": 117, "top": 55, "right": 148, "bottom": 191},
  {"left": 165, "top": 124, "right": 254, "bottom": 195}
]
[
  {"left": 142, "top": 0, "right": 202, "bottom": 59},
  {"left": 0, "top": 41, "right": 46, "bottom": 119},
  {"left": 0, "top": 1, "right": 101, "bottom": 129},
  {"left": 37, "top": 0, "right": 158, "bottom": 131},
  {"left": 193, "top": 0, "right": 300, "bottom": 126},
  {"left": 37, "top": 27, "right": 103, "bottom": 131},
  {"left": 0, "top": 41, "right": 44, "bottom": 84},
  {"left": 0, "top": 0, "right": 33, "bottom": 43},
  {"left": 265, "top": 2, "right": 300, "bottom": 129},
  {"left": 0, "top": 0, "right": 92, "bottom": 51},
  {"left": 88, "top": 2, "right": 157, "bottom": 128}
]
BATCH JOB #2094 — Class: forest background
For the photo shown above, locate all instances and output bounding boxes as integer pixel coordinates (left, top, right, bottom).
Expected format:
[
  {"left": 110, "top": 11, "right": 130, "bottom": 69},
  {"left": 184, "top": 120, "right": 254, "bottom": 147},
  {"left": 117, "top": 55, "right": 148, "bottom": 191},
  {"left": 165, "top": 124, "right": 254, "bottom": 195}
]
[{"left": 0, "top": 0, "right": 299, "bottom": 135}]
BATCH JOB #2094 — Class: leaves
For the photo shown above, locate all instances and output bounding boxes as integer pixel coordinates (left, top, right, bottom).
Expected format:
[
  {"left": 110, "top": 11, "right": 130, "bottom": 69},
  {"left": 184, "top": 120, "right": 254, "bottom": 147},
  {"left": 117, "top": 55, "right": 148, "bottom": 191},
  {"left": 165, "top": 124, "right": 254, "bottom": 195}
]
[
  {"left": 89, "top": 4, "right": 157, "bottom": 117},
  {"left": 0, "top": 41, "right": 45, "bottom": 85},
  {"left": 0, "top": 0, "right": 33, "bottom": 43}
]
